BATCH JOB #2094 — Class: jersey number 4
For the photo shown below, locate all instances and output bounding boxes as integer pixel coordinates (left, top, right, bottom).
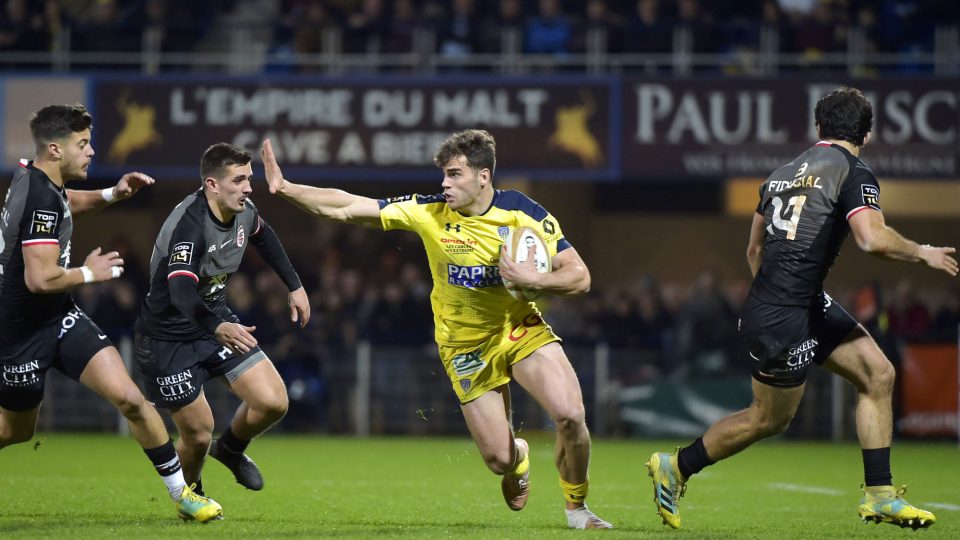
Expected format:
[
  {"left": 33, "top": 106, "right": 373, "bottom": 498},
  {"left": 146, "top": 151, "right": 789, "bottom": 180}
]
[{"left": 767, "top": 195, "right": 807, "bottom": 240}]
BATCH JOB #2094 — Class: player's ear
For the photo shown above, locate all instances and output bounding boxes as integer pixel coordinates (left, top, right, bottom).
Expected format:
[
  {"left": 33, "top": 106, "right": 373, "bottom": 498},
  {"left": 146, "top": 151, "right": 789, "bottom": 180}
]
[
  {"left": 47, "top": 141, "right": 62, "bottom": 160},
  {"left": 861, "top": 131, "right": 871, "bottom": 147},
  {"left": 203, "top": 176, "right": 219, "bottom": 193},
  {"left": 479, "top": 168, "right": 491, "bottom": 187}
]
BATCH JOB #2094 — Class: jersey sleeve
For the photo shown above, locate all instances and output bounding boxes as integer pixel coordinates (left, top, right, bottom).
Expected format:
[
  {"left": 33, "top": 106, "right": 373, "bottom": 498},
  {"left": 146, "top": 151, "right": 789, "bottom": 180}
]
[
  {"left": 516, "top": 206, "right": 571, "bottom": 258},
  {"left": 20, "top": 182, "right": 63, "bottom": 247},
  {"left": 165, "top": 216, "right": 206, "bottom": 283},
  {"left": 839, "top": 165, "right": 882, "bottom": 221},
  {"left": 755, "top": 182, "right": 767, "bottom": 215},
  {"left": 378, "top": 194, "right": 428, "bottom": 233}
]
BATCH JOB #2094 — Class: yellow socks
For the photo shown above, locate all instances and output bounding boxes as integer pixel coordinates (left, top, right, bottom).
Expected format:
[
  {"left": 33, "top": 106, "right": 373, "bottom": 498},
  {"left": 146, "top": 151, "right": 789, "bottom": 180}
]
[{"left": 559, "top": 478, "right": 588, "bottom": 504}]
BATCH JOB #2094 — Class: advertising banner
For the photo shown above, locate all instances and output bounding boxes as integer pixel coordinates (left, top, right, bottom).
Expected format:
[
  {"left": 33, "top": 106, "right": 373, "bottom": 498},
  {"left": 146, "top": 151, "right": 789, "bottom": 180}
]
[
  {"left": 620, "top": 78, "right": 960, "bottom": 180},
  {"left": 90, "top": 76, "right": 616, "bottom": 181},
  {"left": 898, "top": 344, "right": 958, "bottom": 438}
]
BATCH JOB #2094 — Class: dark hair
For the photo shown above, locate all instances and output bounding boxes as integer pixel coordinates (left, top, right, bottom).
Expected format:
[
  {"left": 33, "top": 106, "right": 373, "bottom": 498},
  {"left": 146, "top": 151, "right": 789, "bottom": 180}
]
[
  {"left": 200, "top": 143, "right": 252, "bottom": 181},
  {"left": 814, "top": 87, "right": 873, "bottom": 146},
  {"left": 29, "top": 104, "right": 93, "bottom": 149},
  {"left": 433, "top": 129, "right": 496, "bottom": 176}
]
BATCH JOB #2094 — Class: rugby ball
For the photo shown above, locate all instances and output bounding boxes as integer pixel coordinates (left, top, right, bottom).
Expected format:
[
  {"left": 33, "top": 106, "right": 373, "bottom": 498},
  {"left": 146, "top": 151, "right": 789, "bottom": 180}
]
[{"left": 502, "top": 226, "right": 551, "bottom": 301}]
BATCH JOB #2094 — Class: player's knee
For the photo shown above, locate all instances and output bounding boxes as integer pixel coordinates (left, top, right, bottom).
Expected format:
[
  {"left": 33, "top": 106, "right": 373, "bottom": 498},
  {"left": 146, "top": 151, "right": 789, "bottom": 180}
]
[
  {"left": 258, "top": 394, "right": 288, "bottom": 421},
  {"left": 180, "top": 429, "right": 212, "bottom": 452},
  {"left": 552, "top": 405, "right": 586, "bottom": 435},
  {"left": 869, "top": 360, "right": 896, "bottom": 395},
  {"left": 112, "top": 388, "right": 148, "bottom": 420},
  {"left": 755, "top": 413, "right": 792, "bottom": 438},
  {"left": 0, "top": 425, "right": 35, "bottom": 446}
]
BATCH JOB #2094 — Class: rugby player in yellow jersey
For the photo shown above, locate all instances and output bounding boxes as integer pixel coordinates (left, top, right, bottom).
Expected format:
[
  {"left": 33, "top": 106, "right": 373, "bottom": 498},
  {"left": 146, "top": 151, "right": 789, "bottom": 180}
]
[{"left": 260, "top": 130, "right": 612, "bottom": 529}]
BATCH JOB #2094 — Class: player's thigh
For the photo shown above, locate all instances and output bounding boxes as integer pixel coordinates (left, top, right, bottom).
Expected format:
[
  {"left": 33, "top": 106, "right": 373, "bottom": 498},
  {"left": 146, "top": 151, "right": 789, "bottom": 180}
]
[
  {"left": 135, "top": 334, "right": 212, "bottom": 409},
  {"left": 0, "top": 325, "right": 56, "bottom": 414},
  {"left": 749, "top": 377, "right": 806, "bottom": 427},
  {"left": 170, "top": 389, "right": 215, "bottom": 438},
  {"left": 77, "top": 346, "right": 145, "bottom": 407},
  {"left": 0, "top": 405, "right": 41, "bottom": 440},
  {"left": 227, "top": 357, "right": 287, "bottom": 410},
  {"left": 460, "top": 385, "right": 513, "bottom": 455},
  {"left": 821, "top": 326, "right": 892, "bottom": 393},
  {"left": 512, "top": 341, "right": 585, "bottom": 422}
]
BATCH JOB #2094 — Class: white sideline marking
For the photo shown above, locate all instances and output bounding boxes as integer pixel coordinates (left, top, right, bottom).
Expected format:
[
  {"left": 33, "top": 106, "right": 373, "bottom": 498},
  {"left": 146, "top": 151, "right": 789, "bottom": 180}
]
[
  {"left": 924, "top": 502, "right": 960, "bottom": 511},
  {"left": 768, "top": 483, "right": 843, "bottom": 496}
]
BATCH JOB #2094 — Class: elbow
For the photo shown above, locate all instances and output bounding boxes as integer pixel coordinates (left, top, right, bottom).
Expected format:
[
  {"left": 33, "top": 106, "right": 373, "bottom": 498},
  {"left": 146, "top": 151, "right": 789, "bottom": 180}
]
[
  {"left": 855, "top": 232, "right": 877, "bottom": 254},
  {"left": 574, "top": 270, "right": 591, "bottom": 295},
  {"left": 24, "top": 273, "right": 49, "bottom": 294}
]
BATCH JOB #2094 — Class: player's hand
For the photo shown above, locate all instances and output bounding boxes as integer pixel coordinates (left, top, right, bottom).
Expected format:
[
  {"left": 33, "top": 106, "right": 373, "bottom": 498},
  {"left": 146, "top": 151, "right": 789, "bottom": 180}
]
[
  {"left": 499, "top": 244, "right": 540, "bottom": 289},
  {"left": 215, "top": 322, "right": 258, "bottom": 354},
  {"left": 113, "top": 172, "right": 155, "bottom": 200},
  {"left": 261, "top": 139, "right": 288, "bottom": 195},
  {"left": 288, "top": 286, "right": 311, "bottom": 328},
  {"left": 919, "top": 245, "right": 958, "bottom": 276},
  {"left": 83, "top": 247, "right": 124, "bottom": 282}
]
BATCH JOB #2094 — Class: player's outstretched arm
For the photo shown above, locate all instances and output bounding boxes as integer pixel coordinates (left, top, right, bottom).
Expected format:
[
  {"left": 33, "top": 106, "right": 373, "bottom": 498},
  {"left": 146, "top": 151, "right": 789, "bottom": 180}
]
[
  {"left": 67, "top": 172, "right": 155, "bottom": 216},
  {"left": 849, "top": 209, "right": 958, "bottom": 276},
  {"left": 261, "top": 139, "right": 381, "bottom": 227},
  {"left": 500, "top": 245, "right": 591, "bottom": 296},
  {"left": 24, "top": 246, "right": 123, "bottom": 293}
]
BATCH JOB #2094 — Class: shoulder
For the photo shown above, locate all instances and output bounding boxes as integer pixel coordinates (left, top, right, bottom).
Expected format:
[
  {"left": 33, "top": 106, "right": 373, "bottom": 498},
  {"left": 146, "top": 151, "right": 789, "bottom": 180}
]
[{"left": 491, "top": 189, "right": 548, "bottom": 221}]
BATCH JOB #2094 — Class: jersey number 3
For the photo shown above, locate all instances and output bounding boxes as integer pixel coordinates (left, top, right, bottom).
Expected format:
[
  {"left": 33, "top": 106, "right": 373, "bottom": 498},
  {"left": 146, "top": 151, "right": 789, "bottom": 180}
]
[{"left": 768, "top": 195, "right": 807, "bottom": 240}]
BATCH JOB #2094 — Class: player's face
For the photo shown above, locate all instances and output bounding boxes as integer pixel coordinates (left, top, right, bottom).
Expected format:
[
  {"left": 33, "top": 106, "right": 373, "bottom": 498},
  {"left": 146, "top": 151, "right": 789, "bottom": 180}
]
[
  {"left": 57, "top": 129, "right": 95, "bottom": 181},
  {"left": 440, "top": 155, "right": 488, "bottom": 212},
  {"left": 211, "top": 163, "right": 254, "bottom": 213}
]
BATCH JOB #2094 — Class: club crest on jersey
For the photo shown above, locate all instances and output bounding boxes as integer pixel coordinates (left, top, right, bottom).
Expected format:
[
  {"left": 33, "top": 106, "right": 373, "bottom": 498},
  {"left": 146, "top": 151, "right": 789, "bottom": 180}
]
[
  {"left": 497, "top": 226, "right": 510, "bottom": 239},
  {"left": 169, "top": 241, "right": 194, "bottom": 265},
  {"left": 31, "top": 209, "right": 58, "bottom": 234},
  {"left": 236, "top": 225, "right": 245, "bottom": 247},
  {"left": 861, "top": 185, "right": 880, "bottom": 209}
]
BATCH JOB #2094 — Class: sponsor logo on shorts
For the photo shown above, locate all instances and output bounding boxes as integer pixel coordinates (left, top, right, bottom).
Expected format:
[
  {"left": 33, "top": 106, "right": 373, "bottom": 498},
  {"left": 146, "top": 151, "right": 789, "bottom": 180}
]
[
  {"left": 169, "top": 241, "right": 194, "bottom": 266},
  {"left": 156, "top": 370, "right": 195, "bottom": 400},
  {"left": 2, "top": 360, "right": 40, "bottom": 387},
  {"left": 31, "top": 209, "right": 58, "bottom": 235},
  {"left": 451, "top": 349, "right": 485, "bottom": 378},
  {"left": 786, "top": 338, "right": 818, "bottom": 370},
  {"left": 508, "top": 314, "right": 544, "bottom": 342},
  {"left": 58, "top": 308, "right": 86, "bottom": 339}
]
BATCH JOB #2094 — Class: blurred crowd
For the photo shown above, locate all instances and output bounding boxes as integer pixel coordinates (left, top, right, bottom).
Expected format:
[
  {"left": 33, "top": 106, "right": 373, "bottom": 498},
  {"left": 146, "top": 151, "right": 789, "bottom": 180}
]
[
  {"left": 2, "top": 0, "right": 958, "bottom": 71},
  {"left": 76, "top": 224, "right": 960, "bottom": 392}
]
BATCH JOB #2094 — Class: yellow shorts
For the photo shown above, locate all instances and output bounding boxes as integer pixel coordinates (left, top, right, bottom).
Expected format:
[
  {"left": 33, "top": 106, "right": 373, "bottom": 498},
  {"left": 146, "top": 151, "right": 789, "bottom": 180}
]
[{"left": 438, "top": 313, "right": 560, "bottom": 404}]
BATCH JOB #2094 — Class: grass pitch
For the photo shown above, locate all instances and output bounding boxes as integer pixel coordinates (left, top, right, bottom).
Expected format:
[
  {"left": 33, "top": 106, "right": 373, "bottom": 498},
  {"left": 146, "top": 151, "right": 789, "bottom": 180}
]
[{"left": 1, "top": 434, "right": 957, "bottom": 538}]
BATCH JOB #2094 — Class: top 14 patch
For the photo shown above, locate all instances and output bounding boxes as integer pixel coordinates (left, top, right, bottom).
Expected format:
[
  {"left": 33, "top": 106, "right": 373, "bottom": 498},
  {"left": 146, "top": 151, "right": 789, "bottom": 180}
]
[
  {"left": 861, "top": 184, "right": 880, "bottom": 211},
  {"left": 169, "top": 241, "right": 194, "bottom": 266},
  {"left": 32, "top": 209, "right": 58, "bottom": 235}
]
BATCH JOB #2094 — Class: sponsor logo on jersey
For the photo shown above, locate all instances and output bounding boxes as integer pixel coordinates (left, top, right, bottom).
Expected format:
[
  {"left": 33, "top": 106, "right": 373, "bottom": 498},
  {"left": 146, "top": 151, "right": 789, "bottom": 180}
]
[
  {"left": 768, "top": 176, "right": 823, "bottom": 192},
  {"left": 542, "top": 218, "right": 555, "bottom": 235},
  {"left": 447, "top": 264, "right": 502, "bottom": 288},
  {"left": 169, "top": 241, "right": 193, "bottom": 265},
  {"left": 237, "top": 224, "right": 245, "bottom": 247},
  {"left": 381, "top": 195, "right": 412, "bottom": 207},
  {"left": 861, "top": 184, "right": 880, "bottom": 209},
  {"left": 205, "top": 273, "right": 229, "bottom": 298},
  {"left": 444, "top": 222, "right": 461, "bottom": 233},
  {"left": 31, "top": 209, "right": 58, "bottom": 235},
  {"left": 58, "top": 308, "right": 86, "bottom": 339},
  {"left": 441, "top": 236, "right": 478, "bottom": 254}
]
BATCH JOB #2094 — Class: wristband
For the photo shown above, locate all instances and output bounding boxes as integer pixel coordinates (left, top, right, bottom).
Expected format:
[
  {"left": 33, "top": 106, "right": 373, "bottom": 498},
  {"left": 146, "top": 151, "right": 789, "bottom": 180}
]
[
  {"left": 111, "top": 266, "right": 123, "bottom": 278},
  {"left": 79, "top": 266, "right": 95, "bottom": 283},
  {"left": 101, "top": 187, "right": 117, "bottom": 203}
]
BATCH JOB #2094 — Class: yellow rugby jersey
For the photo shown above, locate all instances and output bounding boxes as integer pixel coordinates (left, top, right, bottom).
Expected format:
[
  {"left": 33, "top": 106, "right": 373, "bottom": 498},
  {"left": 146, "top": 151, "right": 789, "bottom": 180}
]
[{"left": 379, "top": 189, "right": 572, "bottom": 346}]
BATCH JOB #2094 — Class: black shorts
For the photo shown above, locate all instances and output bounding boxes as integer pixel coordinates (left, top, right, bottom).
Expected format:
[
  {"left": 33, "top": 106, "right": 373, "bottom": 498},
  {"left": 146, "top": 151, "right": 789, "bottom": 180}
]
[
  {"left": 134, "top": 333, "right": 265, "bottom": 409},
  {"left": 0, "top": 305, "right": 113, "bottom": 412},
  {"left": 738, "top": 292, "right": 859, "bottom": 388}
]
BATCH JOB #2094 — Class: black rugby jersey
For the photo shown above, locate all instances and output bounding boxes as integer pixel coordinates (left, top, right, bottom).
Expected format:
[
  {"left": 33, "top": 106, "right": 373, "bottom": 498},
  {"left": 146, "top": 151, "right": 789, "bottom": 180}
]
[
  {"left": 137, "top": 190, "right": 262, "bottom": 340},
  {"left": 750, "top": 142, "right": 882, "bottom": 306},
  {"left": 0, "top": 161, "right": 74, "bottom": 345}
]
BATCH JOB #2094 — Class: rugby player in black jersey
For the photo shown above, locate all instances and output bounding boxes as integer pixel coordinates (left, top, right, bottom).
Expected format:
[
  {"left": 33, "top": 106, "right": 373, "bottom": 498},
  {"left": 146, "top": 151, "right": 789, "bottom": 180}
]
[{"left": 646, "top": 88, "right": 957, "bottom": 530}]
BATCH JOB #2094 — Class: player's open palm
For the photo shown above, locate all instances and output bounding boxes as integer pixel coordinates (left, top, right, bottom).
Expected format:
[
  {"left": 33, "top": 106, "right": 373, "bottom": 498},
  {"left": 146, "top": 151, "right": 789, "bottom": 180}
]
[
  {"left": 920, "top": 245, "right": 958, "bottom": 276},
  {"left": 83, "top": 247, "right": 124, "bottom": 282},
  {"left": 215, "top": 322, "right": 258, "bottom": 354},
  {"left": 261, "top": 139, "right": 286, "bottom": 194}
]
